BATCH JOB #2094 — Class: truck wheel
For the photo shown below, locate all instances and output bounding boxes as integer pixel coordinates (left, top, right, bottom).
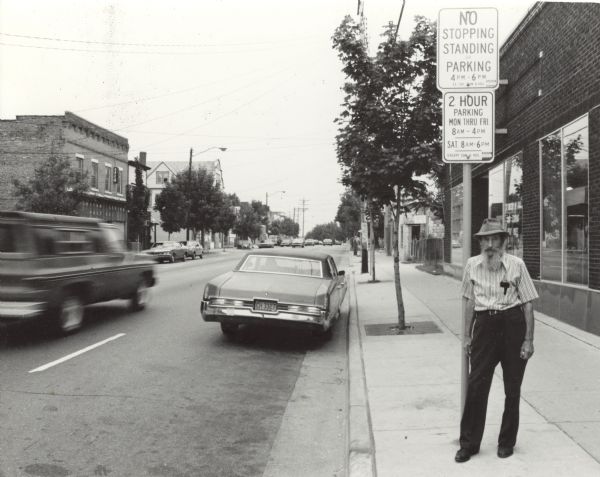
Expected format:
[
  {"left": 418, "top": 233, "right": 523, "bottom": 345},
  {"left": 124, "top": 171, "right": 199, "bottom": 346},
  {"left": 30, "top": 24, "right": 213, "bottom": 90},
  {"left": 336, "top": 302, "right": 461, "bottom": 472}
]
[
  {"left": 56, "top": 294, "right": 84, "bottom": 334},
  {"left": 130, "top": 280, "right": 150, "bottom": 311}
]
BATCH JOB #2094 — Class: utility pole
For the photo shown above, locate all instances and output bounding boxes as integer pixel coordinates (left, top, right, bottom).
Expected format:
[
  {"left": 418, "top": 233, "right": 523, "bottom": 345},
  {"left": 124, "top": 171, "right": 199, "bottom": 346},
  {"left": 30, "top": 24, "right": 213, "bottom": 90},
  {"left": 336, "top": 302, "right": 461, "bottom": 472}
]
[
  {"left": 186, "top": 147, "right": 193, "bottom": 241},
  {"left": 297, "top": 199, "right": 308, "bottom": 237}
]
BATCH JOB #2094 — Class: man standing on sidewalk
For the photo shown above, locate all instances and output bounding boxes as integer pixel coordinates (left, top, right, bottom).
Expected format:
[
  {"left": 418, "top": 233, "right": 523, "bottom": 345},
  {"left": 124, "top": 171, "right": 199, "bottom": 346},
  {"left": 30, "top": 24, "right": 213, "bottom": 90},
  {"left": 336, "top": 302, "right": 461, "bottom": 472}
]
[{"left": 455, "top": 218, "right": 538, "bottom": 463}]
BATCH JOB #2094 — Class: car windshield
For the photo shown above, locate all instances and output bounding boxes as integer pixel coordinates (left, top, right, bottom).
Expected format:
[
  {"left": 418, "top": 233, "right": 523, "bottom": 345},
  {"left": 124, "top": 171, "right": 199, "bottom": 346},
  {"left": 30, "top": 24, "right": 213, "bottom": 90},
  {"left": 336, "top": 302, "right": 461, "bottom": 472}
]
[
  {"left": 162, "top": 242, "right": 179, "bottom": 247},
  {"left": 240, "top": 255, "right": 322, "bottom": 278}
]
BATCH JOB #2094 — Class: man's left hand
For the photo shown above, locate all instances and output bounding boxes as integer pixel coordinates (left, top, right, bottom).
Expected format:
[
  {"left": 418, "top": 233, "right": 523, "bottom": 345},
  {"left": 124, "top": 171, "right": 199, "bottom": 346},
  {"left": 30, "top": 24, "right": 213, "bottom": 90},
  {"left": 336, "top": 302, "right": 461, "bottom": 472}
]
[{"left": 520, "top": 340, "right": 534, "bottom": 360}]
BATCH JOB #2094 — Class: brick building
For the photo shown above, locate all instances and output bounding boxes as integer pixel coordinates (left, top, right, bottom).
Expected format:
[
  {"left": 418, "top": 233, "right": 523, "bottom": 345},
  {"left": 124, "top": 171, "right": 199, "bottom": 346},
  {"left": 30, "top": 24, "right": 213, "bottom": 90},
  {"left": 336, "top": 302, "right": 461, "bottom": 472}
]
[
  {"left": 442, "top": 2, "right": 600, "bottom": 335},
  {"left": 0, "top": 112, "right": 129, "bottom": 236}
]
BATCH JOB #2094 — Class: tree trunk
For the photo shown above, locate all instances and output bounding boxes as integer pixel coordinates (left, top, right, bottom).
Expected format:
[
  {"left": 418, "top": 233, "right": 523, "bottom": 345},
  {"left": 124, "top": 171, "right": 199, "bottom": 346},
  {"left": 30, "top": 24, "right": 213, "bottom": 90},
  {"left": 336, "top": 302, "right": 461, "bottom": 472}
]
[
  {"left": 369, "top": 202, "right": 376, "bottom": 281},
  {"left": 393, "top": 195, "right": 406, "bottom": 329}
]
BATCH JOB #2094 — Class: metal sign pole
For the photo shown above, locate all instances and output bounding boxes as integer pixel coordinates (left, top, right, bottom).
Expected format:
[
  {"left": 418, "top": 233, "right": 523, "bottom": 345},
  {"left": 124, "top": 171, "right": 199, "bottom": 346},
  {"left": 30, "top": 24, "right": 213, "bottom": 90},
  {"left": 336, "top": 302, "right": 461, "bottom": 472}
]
[{"left": 461, "top": 163, "right": 472, "bottom": 412}]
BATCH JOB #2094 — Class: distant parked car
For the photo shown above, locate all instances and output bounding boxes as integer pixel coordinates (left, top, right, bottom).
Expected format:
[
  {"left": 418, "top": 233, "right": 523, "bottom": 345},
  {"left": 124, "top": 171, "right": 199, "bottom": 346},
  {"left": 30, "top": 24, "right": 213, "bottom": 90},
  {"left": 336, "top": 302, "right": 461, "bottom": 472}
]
[
  {"left": 291, "top": 238, "right": 304, "bottom": 248},
  {"left": 142, "top": 241, "right": 186, "bottom": 263},
  {"left": 258, "top": 239, "right": 275, "bottom": 248},
  {"left": 281, "top": 238, "right": 292, "bottom": 247},
  {"left": 237, "top": 240, "right": 252, "bottom": 249},
  {"left": 304, "top": 239, "right": 315, "bottom": 246},
  {"left": 323, "top": 239, "right": 333, "bottom": 246},
  {"left": 201, "top": 249, "right": 347, "bottom": 340},
  {"left": 0, "top": 211, "right": 156, "bottom": 334},
  {"left": 180, "top": 240, "right": 203, "bottom": 259}
]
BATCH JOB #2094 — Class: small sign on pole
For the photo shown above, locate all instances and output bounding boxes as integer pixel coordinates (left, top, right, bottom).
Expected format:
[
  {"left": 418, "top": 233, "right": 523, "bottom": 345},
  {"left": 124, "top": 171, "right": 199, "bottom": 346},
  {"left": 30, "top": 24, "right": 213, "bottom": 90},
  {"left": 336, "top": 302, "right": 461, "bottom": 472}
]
[{"left": 442, "top": 91, "right": 494, "bottom": 163}]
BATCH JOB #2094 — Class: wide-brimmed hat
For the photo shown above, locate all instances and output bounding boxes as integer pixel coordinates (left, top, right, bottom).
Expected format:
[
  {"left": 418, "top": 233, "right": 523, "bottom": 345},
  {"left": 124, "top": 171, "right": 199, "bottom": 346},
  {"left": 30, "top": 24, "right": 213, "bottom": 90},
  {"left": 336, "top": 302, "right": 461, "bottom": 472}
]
[{"left": 474, "top": 218, "right": 509, "bottom": 238}]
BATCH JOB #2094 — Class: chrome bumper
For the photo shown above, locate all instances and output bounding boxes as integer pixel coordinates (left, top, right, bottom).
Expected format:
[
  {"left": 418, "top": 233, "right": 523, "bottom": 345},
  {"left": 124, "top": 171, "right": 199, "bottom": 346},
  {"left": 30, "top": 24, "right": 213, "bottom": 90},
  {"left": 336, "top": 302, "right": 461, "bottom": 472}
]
[
  {"left": 201, "top": 301, "right": 326, "bottom": 325},
  {"left": 0, "top": 301, "right": 46, "bottom": 319}
]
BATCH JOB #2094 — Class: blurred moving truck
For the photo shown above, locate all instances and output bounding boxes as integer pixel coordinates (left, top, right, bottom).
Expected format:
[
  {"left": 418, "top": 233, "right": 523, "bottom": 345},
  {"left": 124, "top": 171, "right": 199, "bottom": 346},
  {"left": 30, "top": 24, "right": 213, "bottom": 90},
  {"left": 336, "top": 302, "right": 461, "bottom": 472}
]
[{"left": 0, "top": 211, "right": 156, "bottom": 334}]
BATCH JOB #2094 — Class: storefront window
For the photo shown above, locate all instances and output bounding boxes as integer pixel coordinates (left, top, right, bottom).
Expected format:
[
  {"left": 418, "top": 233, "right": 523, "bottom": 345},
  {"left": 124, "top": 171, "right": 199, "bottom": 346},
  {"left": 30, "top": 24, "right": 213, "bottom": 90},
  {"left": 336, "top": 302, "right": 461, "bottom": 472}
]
[
  {"left": 487, "top": 154, "right": 523, "bottom": 258},
  {"left": 451, "top": 183, "right": 463, "bottom": 265},
  {"left": 564, "top": 116, "right": 589, "bottom": 284},
  {"left": 540, "top": 115, "right": 588, "bottom": 285}
]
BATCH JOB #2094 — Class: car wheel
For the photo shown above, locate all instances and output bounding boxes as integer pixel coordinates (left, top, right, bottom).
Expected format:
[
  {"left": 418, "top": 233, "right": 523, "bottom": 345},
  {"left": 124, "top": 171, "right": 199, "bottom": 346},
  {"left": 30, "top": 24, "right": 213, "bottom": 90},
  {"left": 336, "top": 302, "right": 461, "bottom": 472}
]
[
  {"left": 130, "top": 279, "right": 150, "bottom": 311},
  {"left": 220, "top": 322, "right": 238, "bottom": 336},
  {"left": 199, "top": 253, "right": 203, "bottom": 259},
  {"left": 192, "top": 252, "right": 196, "bottom": 260},
  {"left": 56, "top": 294, "right": 84, "bottom": 334},
  {"left": 169, "top": 253, "right": 175, "bottom": 263}
]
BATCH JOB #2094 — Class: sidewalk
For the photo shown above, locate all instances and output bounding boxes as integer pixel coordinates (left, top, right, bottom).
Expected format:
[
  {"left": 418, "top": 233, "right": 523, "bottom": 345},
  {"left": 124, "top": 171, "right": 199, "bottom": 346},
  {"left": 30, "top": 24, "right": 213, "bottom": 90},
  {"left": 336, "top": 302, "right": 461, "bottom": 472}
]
[{"left": 347, "top": 251, "right": 600, "bottom": 476}]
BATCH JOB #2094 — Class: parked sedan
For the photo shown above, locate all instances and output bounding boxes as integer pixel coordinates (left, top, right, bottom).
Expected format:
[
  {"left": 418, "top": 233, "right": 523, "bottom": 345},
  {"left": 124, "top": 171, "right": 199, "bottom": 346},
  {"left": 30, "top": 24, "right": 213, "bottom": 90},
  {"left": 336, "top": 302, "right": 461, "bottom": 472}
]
[
  {"left": 291, "top": 238, "right": 304, "bottom": 248},
  {"left": 201, "top": 249, "right": 347, "bottom": 339},
  {"left": 142, "top": 241, "right": 186, "bottom": 263},
  {"left": 179, "top": 240, "right": 203, "bottom": 259}
]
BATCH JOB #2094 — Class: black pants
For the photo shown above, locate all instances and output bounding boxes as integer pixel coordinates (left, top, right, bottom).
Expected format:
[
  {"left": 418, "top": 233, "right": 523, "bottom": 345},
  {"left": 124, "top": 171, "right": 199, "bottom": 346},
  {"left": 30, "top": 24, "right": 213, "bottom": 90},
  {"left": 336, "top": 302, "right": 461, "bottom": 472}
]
[{"left": 459, "top": 306, "right": 527, "bottom": 451}]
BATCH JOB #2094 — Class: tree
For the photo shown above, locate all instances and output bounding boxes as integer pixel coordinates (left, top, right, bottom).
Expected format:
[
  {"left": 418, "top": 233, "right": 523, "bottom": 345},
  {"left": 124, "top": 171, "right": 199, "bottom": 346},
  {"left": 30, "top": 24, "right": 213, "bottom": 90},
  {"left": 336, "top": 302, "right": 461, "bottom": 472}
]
[
  {"left": 332, "top": 15, "right": 441, "bottom": 328},
  {"left": 335, "top": 189, "right": 362, "bottom": 239},
  {"left": 12, "top": 155, "right": 90, "bottom": 215},
  {"left": 233, "top": 203, "right": 262, "bottom": 240},
  {"left": 154, "top": 167, "right": 229, "bottom": 241},
  {"left": 213, "top": 193, "right": 239, "bottom": 236},
  {"left": 269, "top": 217, "right": 299, "bottom": 237},
  {"left": 306, "top": 222, "right": 344, "bottom": 241},
  {"left": 251, "top": 200, "right": 270, "bottom": 226},
  {"left": 154, "top": 182, "right": 186, "bottom": 236},
  {"left": 126, "top": 164, "right": 151, "bottom": 246}
]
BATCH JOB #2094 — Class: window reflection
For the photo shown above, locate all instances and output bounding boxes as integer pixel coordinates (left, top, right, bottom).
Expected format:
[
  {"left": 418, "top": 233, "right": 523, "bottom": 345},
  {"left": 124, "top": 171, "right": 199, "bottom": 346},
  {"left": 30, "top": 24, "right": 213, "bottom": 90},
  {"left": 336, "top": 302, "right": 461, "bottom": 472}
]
[
  {"left": 539, "top": 115, "right": 589, "bottom": 285},
  {"left": 563, "top": 117, "right": 588, "bottom": 284},
  {"left": 541, "top": 132, "right": 563, "bottom": 281},
  {"left": 451, "top": 183, "right": 463, "bottom": 265},
  {"left": 487, "top": 154, "right": 523, "bottom": 258}
]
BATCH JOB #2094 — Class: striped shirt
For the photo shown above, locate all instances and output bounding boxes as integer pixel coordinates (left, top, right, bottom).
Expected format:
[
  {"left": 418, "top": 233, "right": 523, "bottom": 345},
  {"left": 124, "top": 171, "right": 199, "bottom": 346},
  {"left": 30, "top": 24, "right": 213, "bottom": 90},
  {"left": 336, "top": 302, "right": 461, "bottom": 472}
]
[{"left": 461, "top": 253, "right": 539, "bottom": 311}]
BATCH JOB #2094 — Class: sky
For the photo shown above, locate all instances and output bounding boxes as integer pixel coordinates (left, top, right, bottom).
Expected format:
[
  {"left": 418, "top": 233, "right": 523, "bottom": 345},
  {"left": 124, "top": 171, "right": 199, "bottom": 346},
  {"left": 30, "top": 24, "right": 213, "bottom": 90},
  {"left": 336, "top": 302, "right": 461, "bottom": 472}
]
[{"left": 0, "top": 0, "right": 534, "bottom": 235}]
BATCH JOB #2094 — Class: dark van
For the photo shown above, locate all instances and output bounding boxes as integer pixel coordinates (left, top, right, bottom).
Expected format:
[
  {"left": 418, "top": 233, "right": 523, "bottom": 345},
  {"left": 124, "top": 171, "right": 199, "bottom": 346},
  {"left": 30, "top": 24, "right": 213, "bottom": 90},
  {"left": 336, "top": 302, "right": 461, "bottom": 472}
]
[{"left": 0, "top": 211, "right": 156, "bottom": 334}]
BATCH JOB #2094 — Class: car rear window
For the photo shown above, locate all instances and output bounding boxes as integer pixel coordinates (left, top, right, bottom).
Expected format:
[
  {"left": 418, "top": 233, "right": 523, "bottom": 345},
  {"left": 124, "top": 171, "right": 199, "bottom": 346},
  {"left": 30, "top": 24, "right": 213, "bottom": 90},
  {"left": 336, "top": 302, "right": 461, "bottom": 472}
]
[{"left": 240, "top": 255, "right": 323, "bottom": 278}]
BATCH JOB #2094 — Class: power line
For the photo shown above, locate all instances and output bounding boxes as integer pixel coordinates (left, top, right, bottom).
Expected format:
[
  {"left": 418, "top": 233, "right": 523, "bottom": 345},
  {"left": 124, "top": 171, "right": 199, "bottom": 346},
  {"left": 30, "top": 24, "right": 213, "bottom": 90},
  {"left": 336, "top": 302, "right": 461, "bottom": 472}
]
[
  {"left": 140, "top": 69, "right": 302, "bottom": 150},
  {"left": 72, "top": 65, "right": 278, "bottom": 114},
  {"left": 113, "top": 65, "right": 294, "bottom": 131},
  {"left": 0, "top": 31, "right": 319, "bottom": 48}
]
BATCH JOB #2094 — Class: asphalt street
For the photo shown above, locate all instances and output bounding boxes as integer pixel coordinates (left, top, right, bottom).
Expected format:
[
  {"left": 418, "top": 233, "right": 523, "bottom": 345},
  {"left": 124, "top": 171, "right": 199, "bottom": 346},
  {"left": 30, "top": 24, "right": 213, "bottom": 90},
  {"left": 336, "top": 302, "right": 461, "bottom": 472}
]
[{"left": 0, "top": 247, "right": 349, "bottom": 477}]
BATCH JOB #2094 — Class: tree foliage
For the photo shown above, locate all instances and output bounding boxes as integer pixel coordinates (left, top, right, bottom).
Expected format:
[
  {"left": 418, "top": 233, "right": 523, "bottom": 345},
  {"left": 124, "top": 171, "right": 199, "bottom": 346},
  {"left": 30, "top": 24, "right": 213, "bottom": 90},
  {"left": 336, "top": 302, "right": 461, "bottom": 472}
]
[
  {"left": 335, "top": 189, "right": 362, "bottom": 239},
  {"left": 12, "top": 155, "right": 90, "bottom": 215},
  {"left": 269, "top": 217, "right": 299, "bottom": 237},
  {"left": 306, "top": 222, "right": 344, "bottom": 241},
  {"left": 233, "top": 202, "right": 262, "bottom": 240},
  {"left": 154, "top": 182, "right": 186, "bottom": 235},
  {"left": 154, "top": 167, "right": 234, "bottom": 237}
]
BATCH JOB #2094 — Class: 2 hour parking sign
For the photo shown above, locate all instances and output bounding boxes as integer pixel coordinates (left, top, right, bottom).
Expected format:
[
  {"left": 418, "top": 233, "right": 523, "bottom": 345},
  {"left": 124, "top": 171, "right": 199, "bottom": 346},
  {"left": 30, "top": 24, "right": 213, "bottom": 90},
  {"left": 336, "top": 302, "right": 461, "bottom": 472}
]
[
  {"left": 443, "top": 91, "right": 494, "bottom": 163},
  {"left": 437, "top": 8, "right": 499, "bottom": 90}
]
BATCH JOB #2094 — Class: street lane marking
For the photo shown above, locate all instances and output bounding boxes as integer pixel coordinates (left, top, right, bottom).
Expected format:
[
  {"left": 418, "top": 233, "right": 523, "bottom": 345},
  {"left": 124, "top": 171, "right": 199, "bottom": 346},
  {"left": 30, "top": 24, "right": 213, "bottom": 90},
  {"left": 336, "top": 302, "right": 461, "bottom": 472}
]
[{"left": 29, "top": 333, "right": 126, "bottom": 373}]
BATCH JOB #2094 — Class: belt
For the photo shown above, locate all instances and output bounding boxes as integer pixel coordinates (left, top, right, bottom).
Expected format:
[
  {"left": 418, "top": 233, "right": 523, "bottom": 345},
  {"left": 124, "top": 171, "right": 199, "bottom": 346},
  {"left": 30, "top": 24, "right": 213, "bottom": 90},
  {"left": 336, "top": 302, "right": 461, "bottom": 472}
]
[{"left": 475, "top": 305, "right": 520, "bottom": 317}]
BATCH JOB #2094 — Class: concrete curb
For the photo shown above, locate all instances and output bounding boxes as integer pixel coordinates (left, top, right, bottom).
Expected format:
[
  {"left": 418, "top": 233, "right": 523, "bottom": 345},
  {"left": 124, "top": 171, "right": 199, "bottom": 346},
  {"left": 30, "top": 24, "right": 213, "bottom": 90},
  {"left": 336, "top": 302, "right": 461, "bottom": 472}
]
[{"left": 347, "top": 263, "right": 377, "bottom": 477}]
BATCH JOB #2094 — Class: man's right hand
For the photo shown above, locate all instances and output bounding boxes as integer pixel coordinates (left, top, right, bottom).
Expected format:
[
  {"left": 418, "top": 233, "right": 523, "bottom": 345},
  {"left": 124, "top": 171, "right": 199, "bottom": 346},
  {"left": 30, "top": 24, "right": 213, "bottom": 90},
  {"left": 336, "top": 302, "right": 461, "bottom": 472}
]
[{"left": 464, "top": 336, "right": 472, "bottom": 356}]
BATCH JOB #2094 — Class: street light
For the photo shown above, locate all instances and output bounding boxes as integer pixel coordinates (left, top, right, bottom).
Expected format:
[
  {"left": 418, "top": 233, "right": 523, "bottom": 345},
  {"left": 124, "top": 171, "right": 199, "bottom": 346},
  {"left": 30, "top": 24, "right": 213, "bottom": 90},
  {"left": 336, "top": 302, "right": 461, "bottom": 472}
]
[
  {"left": 265, "top": 190, "right": 286, "bottom": 207},
  {"left": 186, "top": 146, "right": 227, "bottom": 240}
]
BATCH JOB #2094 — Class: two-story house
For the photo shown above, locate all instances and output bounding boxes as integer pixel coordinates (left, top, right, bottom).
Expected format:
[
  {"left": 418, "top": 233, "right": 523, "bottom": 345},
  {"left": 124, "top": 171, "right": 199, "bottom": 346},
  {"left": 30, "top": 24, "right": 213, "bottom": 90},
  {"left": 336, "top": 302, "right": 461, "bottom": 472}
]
[{"left": 146, "top": 160, "right": 225, "bottom": 244}]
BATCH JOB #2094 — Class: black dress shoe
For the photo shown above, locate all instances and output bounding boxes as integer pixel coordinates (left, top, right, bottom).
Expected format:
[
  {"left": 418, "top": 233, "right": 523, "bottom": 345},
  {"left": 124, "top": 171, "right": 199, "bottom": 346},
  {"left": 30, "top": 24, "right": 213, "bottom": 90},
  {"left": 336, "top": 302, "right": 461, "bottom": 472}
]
[
  {"left": 497, "top": 446, "right": 514, "bottom": 458},
  {"left": 455, "top": 448, "right": 478, "bottom": 463}
]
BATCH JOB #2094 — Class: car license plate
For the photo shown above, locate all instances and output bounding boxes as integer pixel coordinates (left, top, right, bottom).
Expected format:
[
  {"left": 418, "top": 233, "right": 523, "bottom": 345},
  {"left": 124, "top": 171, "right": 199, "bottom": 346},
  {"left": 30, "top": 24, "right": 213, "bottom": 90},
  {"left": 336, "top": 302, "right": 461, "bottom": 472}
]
[{"left": 254, "top": 299, "right": 277, "bottom": 313}]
